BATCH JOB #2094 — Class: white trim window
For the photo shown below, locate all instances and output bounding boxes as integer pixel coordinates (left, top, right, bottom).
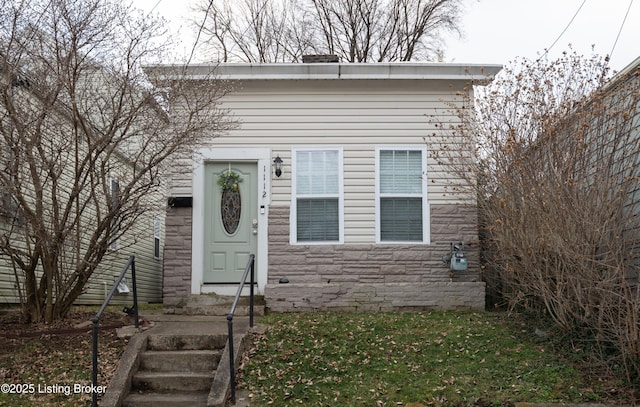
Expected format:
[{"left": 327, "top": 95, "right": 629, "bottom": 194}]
[
  {"left": 108, "top": 177, "right": 121, "bottom": 250},
  {"left": 376, "top": 147, "right": 429, "bottom": 243},
  {"left": 153, "top": 215, "right": 161, "bottom": 260},
  {"left": 291, "top": 147, "right": 344, "bottom": 244}
]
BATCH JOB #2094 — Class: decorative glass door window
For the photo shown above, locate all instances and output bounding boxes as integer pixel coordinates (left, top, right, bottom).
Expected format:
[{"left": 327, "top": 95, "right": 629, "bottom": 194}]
[{"left": 218, "top": 169, "right": 243, "bottom": 235}]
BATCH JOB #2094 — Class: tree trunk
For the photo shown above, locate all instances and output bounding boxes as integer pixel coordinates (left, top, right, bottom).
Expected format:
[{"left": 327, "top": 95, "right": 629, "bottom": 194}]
[{"left": 23, "top": 271, "right": 42, "bottom": 323}]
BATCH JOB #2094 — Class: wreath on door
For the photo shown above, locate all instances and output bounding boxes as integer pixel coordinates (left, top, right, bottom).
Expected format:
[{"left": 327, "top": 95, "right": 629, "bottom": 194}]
[{"left": 217, "top": 170, "right": 243, "bottom": 191}]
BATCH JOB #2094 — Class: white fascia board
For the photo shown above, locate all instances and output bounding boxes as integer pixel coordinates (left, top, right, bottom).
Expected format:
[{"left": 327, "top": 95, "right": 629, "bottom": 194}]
[{"left": 144, "top": 62, "right": 503, "bottom": 82}]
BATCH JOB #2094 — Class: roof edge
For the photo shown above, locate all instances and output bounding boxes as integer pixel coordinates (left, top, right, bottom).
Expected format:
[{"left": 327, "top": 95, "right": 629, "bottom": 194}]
[{"left": 144, "top": 62, "right": 503, "bottom": 82}]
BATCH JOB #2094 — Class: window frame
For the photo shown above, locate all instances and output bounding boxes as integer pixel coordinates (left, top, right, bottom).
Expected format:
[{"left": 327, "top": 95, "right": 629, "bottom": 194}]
[
  {"left": 153, "top": 215, "right": 161, "bottom": 260},
  {"left": 375, "top": 146, "right": 430, "bottom": 244},
  {"left": 108, "top": 176, "right": 121, "bottom": 251},
  {"left": 290, "top": 146, "right": 344, "bottom": 245}
]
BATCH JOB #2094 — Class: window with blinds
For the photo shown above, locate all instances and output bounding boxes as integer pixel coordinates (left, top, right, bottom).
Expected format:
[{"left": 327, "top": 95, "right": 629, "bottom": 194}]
[
  {"left": 292, "top": 148, "right": 343, "bottom": 243},
  {"left": 377, "top": 148, "right": 427, "bottom": 242},
  {"left": 153, "top": 215, "right": 161, "bottom": 259},
  {"left": 108, "top": 177, "right": 121, "bottom": 250}
]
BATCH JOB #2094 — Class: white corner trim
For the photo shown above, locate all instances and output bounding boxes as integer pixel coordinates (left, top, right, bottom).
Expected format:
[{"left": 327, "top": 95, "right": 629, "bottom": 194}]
[{"left": 191, "top": 147, "right": 271, "bottom": 295}]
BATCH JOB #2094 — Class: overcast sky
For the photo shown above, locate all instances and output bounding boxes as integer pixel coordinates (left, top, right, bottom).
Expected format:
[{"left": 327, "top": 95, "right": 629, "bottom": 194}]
[{"left": 132, "top": 0, "right": 639, "bottom": 73}]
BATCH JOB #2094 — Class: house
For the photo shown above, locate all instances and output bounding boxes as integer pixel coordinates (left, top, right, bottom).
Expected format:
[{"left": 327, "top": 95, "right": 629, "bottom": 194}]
[
  {"left": 145, "top": 60, "right": 502, "bottom": 312},
  {"left": 0, "top": 65, "right": 165, "bottom": 309}
]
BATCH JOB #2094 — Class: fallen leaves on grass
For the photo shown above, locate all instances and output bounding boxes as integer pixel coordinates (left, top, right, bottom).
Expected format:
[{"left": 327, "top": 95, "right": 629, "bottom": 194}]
[
  {"left": 238, "top": 311, "right": 625, "bottom": 407},
  {"left": 0, "top": 309, "right": 131, "bottom": 407}
]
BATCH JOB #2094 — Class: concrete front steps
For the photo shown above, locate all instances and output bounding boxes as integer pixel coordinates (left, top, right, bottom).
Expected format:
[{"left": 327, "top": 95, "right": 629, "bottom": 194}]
[
  {"left": 166, "top": 293, "right": 266, "bottom": 317},
  {"left": 122, "top": 333, "right": 227, "bottom": 407},
  {"left": 101, "top": 300, "right": 256, "bottom": 407}
]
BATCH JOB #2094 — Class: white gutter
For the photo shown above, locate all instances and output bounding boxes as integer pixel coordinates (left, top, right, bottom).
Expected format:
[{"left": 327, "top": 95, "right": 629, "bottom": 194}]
[{"left": 144, "top": 62, "right": 503, "bottom": 82}]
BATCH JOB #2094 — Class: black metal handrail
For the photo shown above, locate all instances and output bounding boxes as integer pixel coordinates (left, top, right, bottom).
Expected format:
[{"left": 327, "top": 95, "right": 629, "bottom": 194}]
[
  {"left": 227, "top": 254, "right": 255, "bottom": 405},
  {"left": 91, "top": 255, "right": 138, "bottom": 407}
]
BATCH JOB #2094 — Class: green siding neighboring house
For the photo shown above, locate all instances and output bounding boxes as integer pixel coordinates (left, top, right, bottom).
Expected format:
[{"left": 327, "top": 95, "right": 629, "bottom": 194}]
[{"left": 0, "top": 68, "right": 164, "bottom": 307}]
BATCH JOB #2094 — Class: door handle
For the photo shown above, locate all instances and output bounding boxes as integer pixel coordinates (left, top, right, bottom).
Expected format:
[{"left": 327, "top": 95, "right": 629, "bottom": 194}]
[{"left": 252, "top": 219, "right": 258, "bottom": 228}]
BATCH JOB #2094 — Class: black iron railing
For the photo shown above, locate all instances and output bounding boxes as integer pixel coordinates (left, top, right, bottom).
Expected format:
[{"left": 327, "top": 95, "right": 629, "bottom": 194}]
[
  {"left": 91, "top": 255, "right": 138, "bottom": 407},
  {"left": 227, "top": 254, "right": 255, "bottom": 405}
]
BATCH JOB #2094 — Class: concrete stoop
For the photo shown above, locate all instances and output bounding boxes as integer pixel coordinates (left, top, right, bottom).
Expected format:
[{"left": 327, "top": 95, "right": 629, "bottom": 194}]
[
  {"left": 100, "top": 313, "right": 252, "bottom": 407},
  {"left": 122, "top": 333, "right": 226, "bottom": 407},
  {"left": 166, "top": 293, "right": 266, "bottom": 317}
]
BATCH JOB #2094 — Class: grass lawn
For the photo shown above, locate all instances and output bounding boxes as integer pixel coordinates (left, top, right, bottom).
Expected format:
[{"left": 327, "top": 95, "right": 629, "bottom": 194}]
[{"left": 238, "top": 311, "right": 629, "bottom": 407}]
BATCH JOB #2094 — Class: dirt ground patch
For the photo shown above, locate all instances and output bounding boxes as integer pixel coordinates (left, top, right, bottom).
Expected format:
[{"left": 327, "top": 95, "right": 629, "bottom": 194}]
[{"left": 0, "top": 307, "right": 134, "bottom": 407}]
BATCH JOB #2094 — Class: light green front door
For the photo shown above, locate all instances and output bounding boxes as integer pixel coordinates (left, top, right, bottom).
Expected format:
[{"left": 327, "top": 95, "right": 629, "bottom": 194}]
[{"left": 204, "top": 162, "right": 258, "bottom": 283}]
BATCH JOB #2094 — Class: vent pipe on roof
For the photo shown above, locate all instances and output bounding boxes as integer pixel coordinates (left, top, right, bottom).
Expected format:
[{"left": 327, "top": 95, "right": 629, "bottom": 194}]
[{"left": 302, "top": 54, "right": 339, "bottom": 63}]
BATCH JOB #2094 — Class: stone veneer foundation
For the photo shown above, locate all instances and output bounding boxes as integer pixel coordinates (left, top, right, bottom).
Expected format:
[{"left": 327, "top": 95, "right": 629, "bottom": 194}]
[
  {"left": 163, "top": 206, "right": 192, "bottom": 307},
  {"left": 163, "top": 204, "right": 485, "bottom": 310},
  {"left": 265, "top": 282, "right": 485, "bottom": 312}
]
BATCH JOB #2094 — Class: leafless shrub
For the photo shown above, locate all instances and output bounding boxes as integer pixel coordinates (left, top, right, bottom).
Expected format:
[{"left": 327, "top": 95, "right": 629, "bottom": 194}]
[{"left": 431, "top": 51, "right": 640, "bottom": 382}]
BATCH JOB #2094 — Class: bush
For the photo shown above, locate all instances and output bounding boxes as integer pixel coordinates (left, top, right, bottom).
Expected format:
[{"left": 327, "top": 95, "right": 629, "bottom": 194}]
[{"left": 432, "top": 51, "right": 640, "bottom": 384}]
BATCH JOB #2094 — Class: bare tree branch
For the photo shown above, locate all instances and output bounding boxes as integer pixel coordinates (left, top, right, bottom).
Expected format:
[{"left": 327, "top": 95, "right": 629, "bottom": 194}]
[
  {"left": 195, "top": 0, "right": 463, "bottom": 62},
  {"left": 432, "top": 51, "right": 640, "bottom": 382},
  {"left": 0, "top": 0, "right": 234, "bottom": 322}
]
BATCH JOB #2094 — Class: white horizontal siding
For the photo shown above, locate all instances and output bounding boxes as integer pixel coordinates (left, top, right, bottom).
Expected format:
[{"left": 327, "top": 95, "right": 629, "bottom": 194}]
[{"left": 170, "top": 78, "right": 476, "bottom": 244}]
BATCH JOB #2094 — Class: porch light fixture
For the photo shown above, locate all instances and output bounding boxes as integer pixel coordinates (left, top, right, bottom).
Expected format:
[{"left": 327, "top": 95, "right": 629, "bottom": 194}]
[{"left": 273, "top": 155, "right": 283, "bottom": 177}]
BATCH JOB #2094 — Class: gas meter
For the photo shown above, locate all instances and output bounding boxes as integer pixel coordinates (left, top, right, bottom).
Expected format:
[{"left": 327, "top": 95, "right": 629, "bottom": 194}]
[{"left": 443, "top": 242, "right": 468, "bottom": 272}]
